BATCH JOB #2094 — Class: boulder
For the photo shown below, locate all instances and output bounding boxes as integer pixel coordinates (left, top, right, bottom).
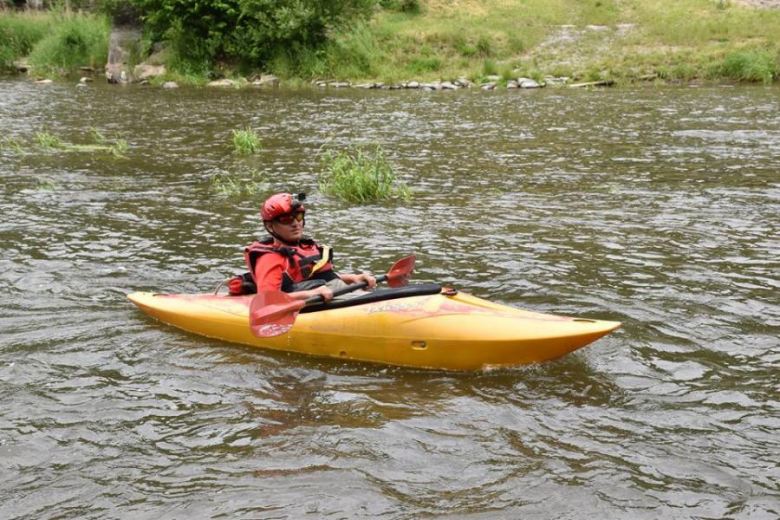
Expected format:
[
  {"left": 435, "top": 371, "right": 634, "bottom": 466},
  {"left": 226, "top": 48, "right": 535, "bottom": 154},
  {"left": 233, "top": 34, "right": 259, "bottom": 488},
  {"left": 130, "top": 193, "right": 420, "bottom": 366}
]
[
  {"left": 106, "top": 27, "right": 142, "bottom": 83},
  {"left": 163, "top": 81, "right": 179, "bottom": 89},
  {"left": 520, "top": 79, "right": 541, "bottom": 89},
  {"left": 134, "top": 64, "right": 166, "bottom": 81}
]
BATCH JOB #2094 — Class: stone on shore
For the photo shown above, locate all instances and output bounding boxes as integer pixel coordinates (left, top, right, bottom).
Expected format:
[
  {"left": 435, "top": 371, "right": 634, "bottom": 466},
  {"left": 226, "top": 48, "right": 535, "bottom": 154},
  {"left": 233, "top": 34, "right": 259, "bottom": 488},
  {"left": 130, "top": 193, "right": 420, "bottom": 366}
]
[
  {"left": 569, "top": 79, "right": 616, "bottom": 88},
  {"left": 208, "top": 79, "right": 235, "bottom": 87},
  {"left": 252, "top": 74, "right": 279, "bottom": 87},
  {"left": 163, "top": 81, "right": 179, "bottom": 89},
  {"left": 519, "top": 78, "right": 541, "bottom": 89}
]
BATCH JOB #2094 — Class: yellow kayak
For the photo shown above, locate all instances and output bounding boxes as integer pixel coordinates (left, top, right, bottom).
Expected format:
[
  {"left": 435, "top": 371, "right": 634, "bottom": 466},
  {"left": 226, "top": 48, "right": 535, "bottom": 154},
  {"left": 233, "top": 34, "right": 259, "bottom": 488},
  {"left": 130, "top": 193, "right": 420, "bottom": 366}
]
[{"left": 127, "top": 285, "right": 620, "bottom": 371}]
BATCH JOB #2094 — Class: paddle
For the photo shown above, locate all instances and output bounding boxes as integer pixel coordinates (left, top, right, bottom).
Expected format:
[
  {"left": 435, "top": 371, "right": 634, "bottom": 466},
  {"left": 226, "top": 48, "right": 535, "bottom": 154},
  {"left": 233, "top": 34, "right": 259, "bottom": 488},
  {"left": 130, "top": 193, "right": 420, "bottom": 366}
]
[{"left": 249, "top": 255, "right": 416, "bottom": 338}]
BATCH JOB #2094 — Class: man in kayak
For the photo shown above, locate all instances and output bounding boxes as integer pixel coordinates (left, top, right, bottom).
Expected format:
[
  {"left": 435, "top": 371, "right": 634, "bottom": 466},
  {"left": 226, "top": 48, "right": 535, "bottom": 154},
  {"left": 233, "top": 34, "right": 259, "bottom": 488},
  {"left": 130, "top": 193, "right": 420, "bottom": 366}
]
[{"left": 241, "top": 192, "right": 376, "bottom": 302}]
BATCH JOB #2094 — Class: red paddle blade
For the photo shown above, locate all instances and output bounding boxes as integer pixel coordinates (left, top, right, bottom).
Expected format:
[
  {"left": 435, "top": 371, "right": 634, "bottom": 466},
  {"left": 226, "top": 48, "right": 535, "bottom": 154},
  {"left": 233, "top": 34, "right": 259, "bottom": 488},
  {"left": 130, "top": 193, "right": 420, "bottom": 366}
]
[
  {"left": 386, "top": 255, "right": 416, "bottom": 288},
  {"left": 250, "top": 291, "right": 306, "bottom": 338}
]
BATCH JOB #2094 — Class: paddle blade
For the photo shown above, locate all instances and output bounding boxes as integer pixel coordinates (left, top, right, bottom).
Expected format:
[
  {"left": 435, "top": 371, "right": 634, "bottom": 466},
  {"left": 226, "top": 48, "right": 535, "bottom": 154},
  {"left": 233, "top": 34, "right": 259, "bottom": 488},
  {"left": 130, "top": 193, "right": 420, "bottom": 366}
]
[
  {"left": 386, "top": 255, "right": 416, "bottom": 288},
  {"left": 250, "top": 291, "right": 306, "bottom": 338}
]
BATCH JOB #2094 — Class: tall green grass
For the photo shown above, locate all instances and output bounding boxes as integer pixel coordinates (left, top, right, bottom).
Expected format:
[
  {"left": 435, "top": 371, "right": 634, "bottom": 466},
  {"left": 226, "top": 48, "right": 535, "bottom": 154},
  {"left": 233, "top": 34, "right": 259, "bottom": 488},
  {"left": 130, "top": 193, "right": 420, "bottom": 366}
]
[
  {"left": 27, "top": 14, "right": 110, "bottom": 76},
  {"left": 319, "top": 146, "right": 410, "bottom": 203},
  {"left": 0, "top": 12, "right": 51, "bottom": 72},
  {"left": 718, "top": 49, "right": 777, "bottom": 83}
]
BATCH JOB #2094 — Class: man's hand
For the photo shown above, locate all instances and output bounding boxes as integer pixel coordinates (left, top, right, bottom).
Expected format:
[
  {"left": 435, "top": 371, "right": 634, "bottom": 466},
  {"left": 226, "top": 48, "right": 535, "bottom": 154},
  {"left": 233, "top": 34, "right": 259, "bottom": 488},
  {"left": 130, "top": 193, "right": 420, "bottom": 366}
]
[{"left": 340, "top": 272, "right": 376, "bottom": 289}]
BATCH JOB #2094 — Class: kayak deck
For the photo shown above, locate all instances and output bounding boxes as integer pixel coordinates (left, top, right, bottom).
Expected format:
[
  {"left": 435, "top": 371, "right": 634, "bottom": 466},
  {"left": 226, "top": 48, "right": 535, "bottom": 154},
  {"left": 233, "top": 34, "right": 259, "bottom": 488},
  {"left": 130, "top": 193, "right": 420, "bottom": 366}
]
[{"left": 127, "top": 289, "right": 620, "bottom": 371}]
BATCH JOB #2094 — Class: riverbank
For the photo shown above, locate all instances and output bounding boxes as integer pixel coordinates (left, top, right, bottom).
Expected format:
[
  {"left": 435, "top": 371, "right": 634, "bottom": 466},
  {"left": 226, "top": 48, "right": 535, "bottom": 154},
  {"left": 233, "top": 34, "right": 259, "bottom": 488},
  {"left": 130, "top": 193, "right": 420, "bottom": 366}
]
[{"left": 2, "top": 0, "right": 779, "bottom": 87}]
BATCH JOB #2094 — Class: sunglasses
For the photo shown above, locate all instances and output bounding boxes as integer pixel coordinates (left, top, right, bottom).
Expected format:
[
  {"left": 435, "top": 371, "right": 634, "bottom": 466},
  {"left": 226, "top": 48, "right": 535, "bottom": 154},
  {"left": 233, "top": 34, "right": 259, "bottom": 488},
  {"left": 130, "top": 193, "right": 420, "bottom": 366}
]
[{"left": 275, "top": 212, "right": 305, "bottom": 225}]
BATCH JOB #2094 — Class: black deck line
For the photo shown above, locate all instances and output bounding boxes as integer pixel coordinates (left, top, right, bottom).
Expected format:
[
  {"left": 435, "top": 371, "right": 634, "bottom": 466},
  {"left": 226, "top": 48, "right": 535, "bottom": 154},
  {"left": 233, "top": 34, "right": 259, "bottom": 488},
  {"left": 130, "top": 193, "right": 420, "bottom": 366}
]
[{"left": 299, "top": 283, "right": 443, "bottom": 313}]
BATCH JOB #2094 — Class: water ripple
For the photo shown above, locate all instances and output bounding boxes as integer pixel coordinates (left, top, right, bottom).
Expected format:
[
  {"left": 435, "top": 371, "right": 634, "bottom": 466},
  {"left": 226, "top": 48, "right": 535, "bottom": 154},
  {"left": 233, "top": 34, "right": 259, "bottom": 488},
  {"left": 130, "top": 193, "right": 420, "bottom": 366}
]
[{"left": 1, "top": 80, "right": 779, "bottom": 519}]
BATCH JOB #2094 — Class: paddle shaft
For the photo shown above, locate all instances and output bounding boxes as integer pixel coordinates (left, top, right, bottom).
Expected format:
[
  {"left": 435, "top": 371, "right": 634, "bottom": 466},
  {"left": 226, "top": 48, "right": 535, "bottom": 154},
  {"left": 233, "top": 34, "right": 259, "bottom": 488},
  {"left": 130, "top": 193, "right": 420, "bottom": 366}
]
[{"left": 303, "top": 274, "right": 388, "bottom": 306}]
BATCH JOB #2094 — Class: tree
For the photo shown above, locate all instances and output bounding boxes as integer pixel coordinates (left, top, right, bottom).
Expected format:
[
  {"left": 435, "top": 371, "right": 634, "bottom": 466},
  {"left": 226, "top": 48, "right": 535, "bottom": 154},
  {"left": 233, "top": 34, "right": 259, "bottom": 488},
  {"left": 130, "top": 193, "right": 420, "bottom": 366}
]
[{"left": 132, "top": 0, "right": 375, "bottom": 70}]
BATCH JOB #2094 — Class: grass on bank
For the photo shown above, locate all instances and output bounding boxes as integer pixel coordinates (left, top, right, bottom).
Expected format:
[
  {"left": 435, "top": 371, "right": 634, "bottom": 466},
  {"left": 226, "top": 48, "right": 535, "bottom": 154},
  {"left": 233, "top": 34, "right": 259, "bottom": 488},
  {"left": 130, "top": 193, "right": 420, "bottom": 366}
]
[
  {"left": 267, "top": 0, "right": 780, "bottom": 84},
  {"left": 319, "top": 146, "right": 410, "bottom": 203},
  {"left": 2, "top": 1, "right": 779, "bottom": 85},
  {"left": 0, "top": 11, "right": 109, "bottom": 76}
]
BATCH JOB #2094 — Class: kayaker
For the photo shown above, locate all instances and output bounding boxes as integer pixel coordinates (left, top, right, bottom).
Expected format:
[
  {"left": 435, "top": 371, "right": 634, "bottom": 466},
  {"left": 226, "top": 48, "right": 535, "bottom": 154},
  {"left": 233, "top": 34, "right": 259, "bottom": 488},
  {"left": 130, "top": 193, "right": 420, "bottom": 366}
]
[{"left": 239, "top": 192, "right": 376, "bottom": 302}]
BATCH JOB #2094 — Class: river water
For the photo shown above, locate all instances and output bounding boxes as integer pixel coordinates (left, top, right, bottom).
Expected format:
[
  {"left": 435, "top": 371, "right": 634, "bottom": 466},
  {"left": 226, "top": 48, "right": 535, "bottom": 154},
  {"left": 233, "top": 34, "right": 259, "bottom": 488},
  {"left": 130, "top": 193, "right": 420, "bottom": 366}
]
[{"left": 0, "top": 79, "right": 778, "bottom": 518}]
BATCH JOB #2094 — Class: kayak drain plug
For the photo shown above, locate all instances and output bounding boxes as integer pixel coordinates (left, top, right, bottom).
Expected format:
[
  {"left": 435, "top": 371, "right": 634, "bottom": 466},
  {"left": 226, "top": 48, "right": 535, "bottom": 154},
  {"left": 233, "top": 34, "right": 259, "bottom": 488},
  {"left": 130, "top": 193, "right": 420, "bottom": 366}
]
[{"left": 411, "top": 341, "right": 427, "bottom": 350}]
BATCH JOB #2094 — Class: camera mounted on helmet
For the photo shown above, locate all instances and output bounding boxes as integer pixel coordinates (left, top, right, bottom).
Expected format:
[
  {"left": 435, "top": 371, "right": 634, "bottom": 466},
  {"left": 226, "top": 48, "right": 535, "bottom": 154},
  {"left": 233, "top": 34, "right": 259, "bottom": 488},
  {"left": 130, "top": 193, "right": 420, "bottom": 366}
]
[{"left": 290, "top": 192, "right": 306, "bottom": 212}]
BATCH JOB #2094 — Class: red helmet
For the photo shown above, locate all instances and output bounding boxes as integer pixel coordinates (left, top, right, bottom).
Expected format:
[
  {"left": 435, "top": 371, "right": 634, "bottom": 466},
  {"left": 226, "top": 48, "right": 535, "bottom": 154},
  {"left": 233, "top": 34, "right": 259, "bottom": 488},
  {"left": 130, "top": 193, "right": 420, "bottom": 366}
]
[{"left": 261, "top": 192, "right": 306, "bottom": 221}]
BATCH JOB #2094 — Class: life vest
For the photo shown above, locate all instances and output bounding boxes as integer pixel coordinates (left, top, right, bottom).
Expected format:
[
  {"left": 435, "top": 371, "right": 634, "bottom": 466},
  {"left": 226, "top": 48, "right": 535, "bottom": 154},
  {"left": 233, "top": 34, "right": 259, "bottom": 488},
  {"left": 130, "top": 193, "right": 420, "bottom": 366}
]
[{"left": 243, "top": 237, "right": 336, "bottom": 293}]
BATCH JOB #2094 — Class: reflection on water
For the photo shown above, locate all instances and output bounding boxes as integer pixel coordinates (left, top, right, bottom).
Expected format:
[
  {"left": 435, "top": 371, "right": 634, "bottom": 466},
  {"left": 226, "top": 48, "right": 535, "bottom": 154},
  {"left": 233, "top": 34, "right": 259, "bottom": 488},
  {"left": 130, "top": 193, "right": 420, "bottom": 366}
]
[{"left": 1, "top": 79, "right": 778, "bottom": 518}]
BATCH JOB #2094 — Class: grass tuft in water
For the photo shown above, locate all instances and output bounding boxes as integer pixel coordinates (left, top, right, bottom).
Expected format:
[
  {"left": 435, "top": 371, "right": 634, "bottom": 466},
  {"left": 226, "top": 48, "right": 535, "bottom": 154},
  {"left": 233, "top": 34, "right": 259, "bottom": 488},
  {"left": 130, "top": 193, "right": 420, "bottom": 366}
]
[
  {"left": 232, "top": 127, "right": 261, "bottom": 155},
  {"left": 210, "top": 169, "right": 266, "bottom": 197},
  {"left": 0, "top": 137, "right": 26, "bottom": 153},
  {"left": 319, "top": 146, "right": 410, "bottom": 203},
  {"left": 29, "top": 128, "right": 127, "bottom": 157},
  {"left": 34, "top": 131, "right": 62, "bottom": 148},
  {"left": 35, "top": 179, "right": 58, "bottom": 191}
]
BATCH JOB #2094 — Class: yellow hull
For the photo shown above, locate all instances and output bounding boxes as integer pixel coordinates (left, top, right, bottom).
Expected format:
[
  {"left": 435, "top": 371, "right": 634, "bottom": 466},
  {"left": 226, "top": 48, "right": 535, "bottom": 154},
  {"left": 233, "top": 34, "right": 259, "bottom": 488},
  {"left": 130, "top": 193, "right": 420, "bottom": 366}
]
[{"left": 127, "top": 291, "right": 620, "bottom": 371}]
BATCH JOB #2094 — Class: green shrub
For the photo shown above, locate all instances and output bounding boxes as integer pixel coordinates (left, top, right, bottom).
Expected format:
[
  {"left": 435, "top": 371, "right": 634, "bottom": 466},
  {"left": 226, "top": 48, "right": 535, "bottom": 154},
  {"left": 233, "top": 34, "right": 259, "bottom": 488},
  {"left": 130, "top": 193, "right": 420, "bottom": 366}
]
[
  {"left": 232, "top": 127, "right": 261, "bottom": 155},
  {"left": 719, "top": 50, "right": 777, "bottom": 83},
  {"left": 319, "top": 146, "right": 410, "bottom": 203}
]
